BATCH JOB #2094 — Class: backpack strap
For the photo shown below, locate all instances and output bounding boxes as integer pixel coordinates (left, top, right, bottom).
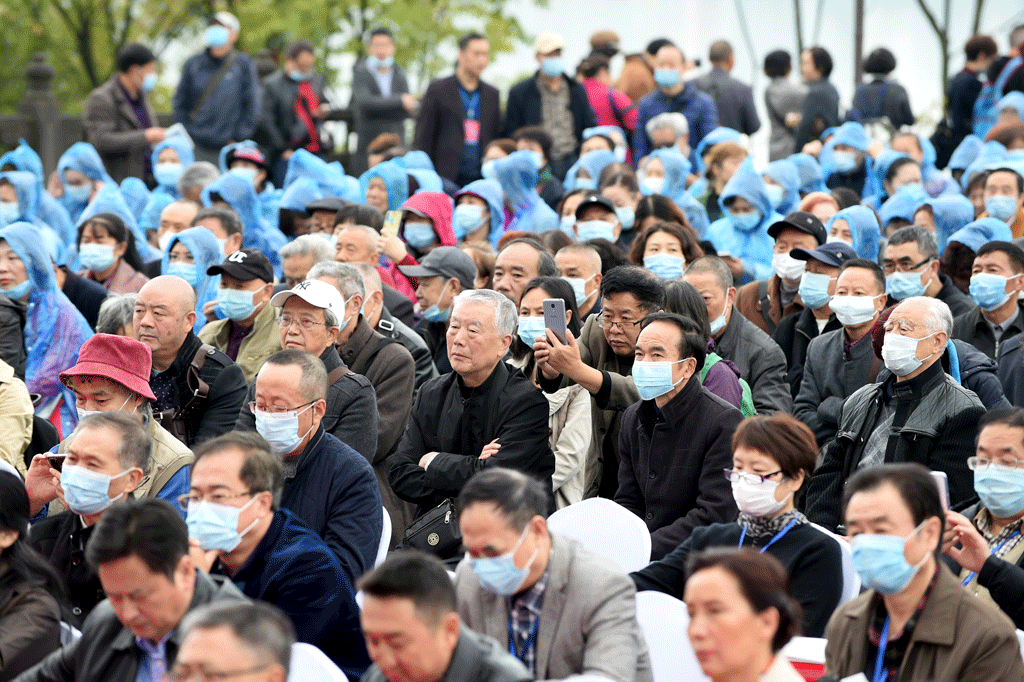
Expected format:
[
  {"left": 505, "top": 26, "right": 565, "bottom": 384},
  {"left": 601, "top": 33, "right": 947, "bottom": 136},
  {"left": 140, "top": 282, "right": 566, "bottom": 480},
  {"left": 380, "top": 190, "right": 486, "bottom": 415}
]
[
  {"left": 189, "top": 51, "right": 238, "bottom": 122},
  {"left": 758, "top": 279, "right": 777, "bottom": 335},
  {"left": 327, "top": 365, "right": 349, "bottom": 386}
]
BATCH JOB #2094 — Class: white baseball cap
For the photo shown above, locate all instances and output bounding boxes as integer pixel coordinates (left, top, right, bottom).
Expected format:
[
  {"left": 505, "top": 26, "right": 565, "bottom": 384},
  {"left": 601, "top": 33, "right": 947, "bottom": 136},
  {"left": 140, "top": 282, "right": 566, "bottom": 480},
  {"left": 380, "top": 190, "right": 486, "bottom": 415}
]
[
  {"left": 211, "top": 11, "right": 240, "bottom": 33},
  {"left": 270, "top": 280, "right": 344, "bottom": 314}
]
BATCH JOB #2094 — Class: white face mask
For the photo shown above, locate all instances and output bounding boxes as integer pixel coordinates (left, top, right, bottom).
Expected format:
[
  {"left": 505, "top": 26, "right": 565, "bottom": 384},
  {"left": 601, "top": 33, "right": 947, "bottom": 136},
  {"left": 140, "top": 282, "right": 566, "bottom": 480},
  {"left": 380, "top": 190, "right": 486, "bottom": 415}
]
[
  {"left": 772, "top": 252, "right": 806, "bottom": 281},
  {"left": 731, "top": 474, "right": 790, "bottom": 517},
  {"left": 881, "top": 331, "right": 937, "bottom": 377}
]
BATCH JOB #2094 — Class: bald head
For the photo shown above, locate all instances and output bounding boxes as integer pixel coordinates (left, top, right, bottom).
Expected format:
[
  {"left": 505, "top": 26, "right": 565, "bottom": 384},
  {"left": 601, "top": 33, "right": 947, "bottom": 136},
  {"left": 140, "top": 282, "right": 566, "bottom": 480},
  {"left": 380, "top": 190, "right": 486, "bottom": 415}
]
[
  {"left": 134, "top": 276, "right": 198, "bottom": 371},
  {"left": 141, "top": 275, "right": 198, "bottom": 315},
  {"left": 159, "top": 201, "right": 200, "bottom": 239}
]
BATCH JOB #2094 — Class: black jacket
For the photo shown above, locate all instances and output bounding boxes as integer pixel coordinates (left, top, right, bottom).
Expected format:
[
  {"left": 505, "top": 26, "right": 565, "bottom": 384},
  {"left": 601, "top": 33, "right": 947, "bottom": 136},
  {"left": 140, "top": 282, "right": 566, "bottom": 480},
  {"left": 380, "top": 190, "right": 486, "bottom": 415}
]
[
  {"left": 631, "top": 518, "right": 843, "bottom": 637},
  {"left": 382, "top": 283, "right": 416, "bottom": 329},
  {"left": 806, "top": 361, "right": 985, "bottom": 532},
  {"left": 997, "top": 330, "right": 1024, "bottom": 407},
  {"left": 362, "top": 627, "right": 530, "bottom": 682},
  {"left": 27, "top": 512, "right": 99, "bottom": 628},
  {"left": 59, "top": 268, "right": 108, "bottom": 331},
  {"left": 615, "top": 375, "right": 742, "bottom": 559},
  {"left": 773, "top": 307, "right": 842, "bottom": 399},
  {"left": 259, "top": 69, "right": 329, "bottom": 162},
  {"left": 936, "top": 273, "right": 978, "bottom": 318},
  {"left": 414, "top": 318, "right": 453, "bottom": 376},
  {"left": 414, "top": 74, "right": 502, "bottom": 183},
  {"left": 952, "top": 301, "right": 1024, "bottom": 359},
  {"left": 390, "top": 361, "right": 554, "bottom": 516},
  {"left": 503, "top": 74, "right": 598, "bottom": 157},
  {"left": 795, "top": 79, "right": 840, "bottom": 149},
  {"left": 12, "top": 570, "right": 245, "bottom": 682},
  {"left": 377, "top": 307, "right": 438, "bottom": 388},
  {"left": 152, "top": 332, "right": 247, "bottom": 447},
  {"left": 0, "top": 294, "right": 26, "bottom": 379}
]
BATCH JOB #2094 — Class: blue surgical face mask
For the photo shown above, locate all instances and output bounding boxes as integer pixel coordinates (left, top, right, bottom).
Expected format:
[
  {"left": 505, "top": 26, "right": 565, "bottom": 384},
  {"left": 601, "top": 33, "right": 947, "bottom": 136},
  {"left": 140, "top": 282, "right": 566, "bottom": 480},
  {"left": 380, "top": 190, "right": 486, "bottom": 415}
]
[
  {"left": 709, "top": 296, "right": 730, "bottom": 335},
  {"left": 288, "top": 70, "right": 312, "bottom": 82},
  {"left": 970, "top": 272, "right": 1015, "bottom": 311},
  {"left": 255, "top": 402, "right": 315, "bottom": 454},
  {"left": 367, "top": 55, "right": 395, "bottom": 70},
  {"left": 576, "top": 220, "right": 616, "bottom": 242},
  {"left": 1, "top": 280, "right": 32, "bottom": 300},
  {"left": 886, "top": 268, "right": 930, "bottom": 301},
  {"left": 559, "top": 215, "right": 576, "bottom": 236},
  {"left": 985, "top": 195, "right": 1019, "bottom": 222},
  {"left": 974, "top": 466, "right": 1024, "bottom": 518},
  {"left": 217, "top": 287, "right": 260, "bottom": 321},
  {"left": 468, "top": 524, "right": 537, "bottom": 595},
  {"left": 832, "top": 151, "right": 859, "bottom": 174},
  {"left": 574, "top": 177, "right": 597, "bottom": 191},
  {"left": 653, "top": 68, "right": 681, "bottom": 90},
  {"left": 540, "top": 57, "right": 564, "bottom": 78},
  {"left": 529, "top": 151, "right": 545, "bottom": 170},
  {"left": 154, "top": 162, "right": 183, "bottom": 188},
  {"left": 850, "top": 522, "right": 930, "bottom": 595},
  {"left": 229, "top": 167, "right": 259, "bottom": 184},
  {"left": 60, "top": 464, "right": 134, "bottom": 515},
  {"left": 403, "top": 222, "right": 437, "bottom": 250},
  {"left": 797, "top": 271, "right": 834, "bottom": 310},
  {"left": 205, "top": 25, "right": 231, "bottom": 48},
  {"left": 452, "top": 204, "right": 486, "bottom": 241},
  {"left": 616, "top": 206, "right": 635, "bottom": 231},
  {"left": 78, "top": 242, "right": 117, "bottom": 273},
  {"left": 422, "top": 303, "right": 451, "bottom": 323},
  {"left": 562, "top": 275, "right": 594, "bottom": 308},
  {"left": 0, "top": 201, "right": 21, "bottom": 224},
  {"left": 166, "top": 261, "right": 200, "bottom": 288},
  {"left": 729, "top": 211, "right": 762, "bottom": 232},
  {"left": 644, "top": 253, "right": 685, "bottom": 280},
  {"left": 517, "top": 315, "right": 548, "bottom": 347},
  {"left": 187, "top": 496, "right": 260, "bottom": 552},
  {"left": 764, "top": 184, "right": 785, "bottom": 210},
  {"left": 65, "top": 182, "right": 93, "bottom": 204},
  {"left": 481, "top": 160, "right": 496, "bottom": 180},
  {"left": 632, "top": 359, "right": 688, "bottom": 401},
  {"left": 142, "top": 73, "right": 158, "bottom": 92}
]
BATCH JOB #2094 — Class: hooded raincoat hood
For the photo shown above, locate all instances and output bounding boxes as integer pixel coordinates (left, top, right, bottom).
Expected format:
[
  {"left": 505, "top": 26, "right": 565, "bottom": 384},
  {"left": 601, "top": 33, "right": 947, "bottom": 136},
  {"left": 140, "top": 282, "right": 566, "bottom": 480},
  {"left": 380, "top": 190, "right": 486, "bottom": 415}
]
[
  {"left": 963, "top": 140, "right": 1008, "bottom": 189},
  {"left": 57, "top": 142, "right": 115, "bottom": 221},
  {"left": 151, "top": 137, "right": 196, "bottom": 197},
  {"left": 923, "top": 195, "right": 975, "bottom": 254},
  {"left": 878, "top": 184, "right": 929, "bottom": 230},
  {"left": 694, "top": 127, "right": 742, "bottom": 175},
  {"left": 947, "top": 217, "right": 1014, "bottom": 254},
  {"left": 706, "top": 157, "right": 781, "bottom": 280},
  {"left": 820, "top": 122, "right": 874, "bottom": 196},
  {"left": 360, "top": 159, "right": 409, "bottom": 211},
  {"left": 869, "top": 150, "right": 912, "bottom": 202},
  {"left": 949, "top": 135, "right": 983, "bottom": 172},
  {"left": 789, "top": 153, "right": 827, "bottom": 195},
  {"left": 763, "top": 159, "right": 800, "bottom": 215},
  {"left": 455, "top": 180, "right": 505, "bottom": 247},
  {"left": 77, "top": 184, "right": 159, "bottom": 262},
  {"left": 202, "top": 173, "right": 287, "bottom": 274},
  {"left": 119, "top": 177, "right": 151, "bottom": 221},
  {"left": 161, "top": 226, "right": 222, "bottom": 332},
  {"left": 717, "top": 157, "right": 773, "bottom": 222},
  {"left": 997, "top": 92, "right": 1024, "bottom": 122},
  {"left": 401, "top": 191, "right": 456, "bottom": 247},
  {"left": 564, "top": 150, "right": 616, "bottom": 191},
  {"left": 279, "top": 177, "right": 324, "bottom": 212},
  {"left": 493, "top": 151, "right": 559, "bottom": 233},
  {"left": 825, "top": 205, "right": 881, "bottom": 261},
  {"left": 0, "top": 140, "right": 76, "bottom": 249},
  {"left": 642, "top": 149, "right": 709, "bottom": 236},
  {"left": 0, "top": 171, "right": 66, "bottom": 264}
]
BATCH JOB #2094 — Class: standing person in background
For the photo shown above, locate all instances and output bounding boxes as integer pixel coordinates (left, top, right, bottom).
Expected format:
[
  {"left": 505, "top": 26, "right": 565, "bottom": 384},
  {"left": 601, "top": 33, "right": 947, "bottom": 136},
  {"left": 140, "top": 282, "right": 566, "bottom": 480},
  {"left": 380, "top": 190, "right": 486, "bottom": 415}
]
[
  {"left": 414, "top": 33, "right": 502, "bottom": 187},
  {"left": 693, "top": 40, "right": 760, "bottom": 137},
  {"left": 173, "top": 12, "right": 260, "bottom": 165},
  {"left": 852, "top": 48, "right": 914, "bottom": 130},
  {"left": 763, "top": 50, "right": 807, "bottom": 162},
  {"left": 351, "top": 28, "right": 414, "bottom": 176},
  {"left": 949, "top": 36, "right": 1000, "bottom": 152},
  {"left": 616, "top": 39, "right": 670, "bottom": 106},
  {"left": 793, "top": 46, "right": 840, "bottom": 151},
  {"left": 579, "top": 54, "right": 638, "bottom": 143}
]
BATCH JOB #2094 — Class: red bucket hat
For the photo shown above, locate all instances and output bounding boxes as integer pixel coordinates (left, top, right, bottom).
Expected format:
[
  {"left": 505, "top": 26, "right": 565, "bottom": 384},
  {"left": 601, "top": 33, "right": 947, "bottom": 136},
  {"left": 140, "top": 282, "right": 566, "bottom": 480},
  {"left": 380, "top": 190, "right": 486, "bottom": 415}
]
[{"left": 60, "top": 334, "right": 157, "bottom": 401}]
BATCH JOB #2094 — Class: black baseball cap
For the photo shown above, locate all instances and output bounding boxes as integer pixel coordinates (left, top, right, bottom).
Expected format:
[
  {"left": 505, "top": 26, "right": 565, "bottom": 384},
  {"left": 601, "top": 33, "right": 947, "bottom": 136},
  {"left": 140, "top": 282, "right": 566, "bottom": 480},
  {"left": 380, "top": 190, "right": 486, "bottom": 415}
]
[
  {"left": 207, "top": 249, "right": 274, "bottom": 282},
  {"left": 398, "top": 246, "right": 477, "bottom": 291},
  {"left": 575, "top": 193, "right": 617, "bottom": 220},
  {"left": 306, "top": 197, "right": 348, "bottom": 215},
  {"left": 768, "top": 210, "right": 827, "bottom": 245},
  {"left": 791, "top": 241, "right": 858, "bottom": 268}
]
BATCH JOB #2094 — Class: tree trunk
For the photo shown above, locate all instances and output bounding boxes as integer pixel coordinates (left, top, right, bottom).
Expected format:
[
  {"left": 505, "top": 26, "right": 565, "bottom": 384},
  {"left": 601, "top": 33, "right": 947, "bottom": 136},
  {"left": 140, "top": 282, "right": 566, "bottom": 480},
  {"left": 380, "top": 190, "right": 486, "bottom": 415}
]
[{"left": 793, "top": 0, "right": 804, "bottom": 57}]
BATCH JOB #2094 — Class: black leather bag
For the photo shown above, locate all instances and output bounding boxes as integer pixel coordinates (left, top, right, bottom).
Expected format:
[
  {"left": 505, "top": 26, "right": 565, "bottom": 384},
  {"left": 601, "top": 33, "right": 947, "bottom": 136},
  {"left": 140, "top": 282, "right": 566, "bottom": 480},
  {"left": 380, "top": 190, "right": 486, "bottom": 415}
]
[{"left": 401, "top": 498, "right": 462, "bottom": 559}]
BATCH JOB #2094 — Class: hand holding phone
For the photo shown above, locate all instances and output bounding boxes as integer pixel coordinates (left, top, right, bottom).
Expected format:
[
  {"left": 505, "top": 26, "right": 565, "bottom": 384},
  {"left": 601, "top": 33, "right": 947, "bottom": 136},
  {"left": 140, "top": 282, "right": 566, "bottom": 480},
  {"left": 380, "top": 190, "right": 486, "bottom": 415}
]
[{"left": 543, "top": 299, "right": 567, "bottom": 345}]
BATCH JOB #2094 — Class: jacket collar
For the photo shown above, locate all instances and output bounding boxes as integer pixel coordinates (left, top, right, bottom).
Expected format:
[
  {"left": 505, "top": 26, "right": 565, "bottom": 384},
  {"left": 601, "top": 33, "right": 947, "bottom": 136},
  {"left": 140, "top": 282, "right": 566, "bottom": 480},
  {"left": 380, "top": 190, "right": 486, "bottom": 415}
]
[
  {"left": 288, "top": 424, "right": 326, "bottom": 478},
  {"left": 319, "top": 344, "right": 343, "bottom": 372},
  {"left": 340, "top": 318, "right": 375, "bottom": 365},
  {"left": 456, "top": 359, "right": 508, "bottom": 397},
  {"left": 110, "top": 568, "right": 222, "bottom": 651},
  {"left": 796, "top": 307, "right": 839, "bottom": 339},
  {"left": 891, "top": 360, "right": 944, "bottom": 403},
  {"left": 216, "top": 509, "right": 287, "bottom": 580},
  {"left": 160, "top": 332, "right": 202, "bottom": 378},
  {"left": 637, "top": 373, "right": 701, "bottom": 429}
]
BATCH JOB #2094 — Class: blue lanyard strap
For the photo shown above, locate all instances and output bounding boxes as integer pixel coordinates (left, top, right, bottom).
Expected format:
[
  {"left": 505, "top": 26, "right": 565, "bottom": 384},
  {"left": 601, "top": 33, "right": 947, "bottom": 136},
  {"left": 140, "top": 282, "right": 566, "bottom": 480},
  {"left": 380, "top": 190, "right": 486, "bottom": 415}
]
[
  {"left": 508, "top": 614, "right": 540, "bottom": 661},
  {"left": 738, "top": 518, "right": 799, "bottom": 554},
  {"left": 459, "top": 87, "right": 480, "bottom": 118},
  {"left": 961, "top": 529, "right": 1021, "bottom": 587},
  {"left": 873, "top": 617, "right": 890, "bottom": 682}
]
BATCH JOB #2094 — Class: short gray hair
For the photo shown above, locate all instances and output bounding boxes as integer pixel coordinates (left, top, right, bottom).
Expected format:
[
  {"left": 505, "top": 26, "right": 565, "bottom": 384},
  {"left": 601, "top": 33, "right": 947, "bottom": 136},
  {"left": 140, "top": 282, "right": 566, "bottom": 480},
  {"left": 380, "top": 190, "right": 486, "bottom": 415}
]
[
  {"left": 339, "top": 224, "right": 380, "bottom": 253},
  {"left": 279, "top": 234, "right": 334, "bottom": 264},
  {"left": 451, "top": 289, "right": 517, "bottom": 336},
  {"left": 685, "top": 256, "right": 733, "bottom": 294},
  {"left": 646, "top": 112, "right": 689, "bottom": 139},
  {"left": 887, "top": 226, "right": 940, "bottom": 261},
  {"left": 177, "top": 161, "right": 220, "bottom": 197},
  {"left": 193, "top": 206, "right": 244, "bottom": 238},
  {"left": 263, "top": 349, "right": 329, "bottom": 401},
  {"left": 180, "top": 602, "right": 295, "bottom": 674},
  {"left": 193, "top": 432, "right": 285, "bottom": 508},
  {"left": 74, "top": 411, "right": 151, "bottom": 473},
  {"left": 897, "top": 296, "right": 953, "bottom": 336},
  {"left": 500, "top": 239, "right": 558, "bottom": 277},
  {"left": 352, "top": 262, "right": 382, "bottom": 296},
  {"left": 96, "top": 294, "right": 136, "bottom": 335},
  {"left": 307, "top": 261, "right": 365, "bottom": 300}
]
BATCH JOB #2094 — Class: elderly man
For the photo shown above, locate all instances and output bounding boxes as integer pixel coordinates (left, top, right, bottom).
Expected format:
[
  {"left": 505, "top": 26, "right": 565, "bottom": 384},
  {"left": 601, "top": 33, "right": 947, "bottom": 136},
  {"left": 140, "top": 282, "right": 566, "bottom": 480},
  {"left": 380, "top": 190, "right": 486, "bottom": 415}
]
[
  {"left": 684, "top": 256, "right": 792, "bottom": 414},
  {"left": 455, "top": 468, "right": 653, "bottom": 682},
  {"left": 185, "top": 432, "right": 369, "bottom": 677},
  {"left": 794, "top": 259, "right": 888, "bottom": 445},
  {"left": 14, "top": 498, "right": 247, "bottom": 682},
  {"left": 360, "top": 552, "right": 531, "bottom": 682},
  {"left": 27, "top": 412, "right": 152, "bottom": 627},
  {"left": 192, "top": 206, "right": 244, "bottom": 257},
  {"left": 149, "top": 200, "right": 201, "bottom": 275},
  {"left": 235, "top": 280, "right": 378, "bottom": 461},
  {"left": 176, "top": 161, "right": 220, "bottom": 205},
  {"left": 279, "top": 234, "right": 334, "bottom": 288},
  {"left": 493, "top": 239, "right": 559, "bottom": 305},
  {"left": 616, "top": 314, "right": 741, "bottom": 558},
  {"left": 555, "top": 243, "right": 603, "bottom": 320},
  {"left": 310, "top": 261, "right": 417, "bottom": 545},
  {"left": 332, "top": 222, "right": 415, "bottom": 327},
  {"left": 824, "top": 464, "right": 1023, "bottom": 682},
  {"left": 390, "top": 290, "right": 553, "bottom": 525},
  {"left": 805, "top": 297, "right": 986, "bottom": 532},
  {"left": 952, "top": 241, "right": 1024, "bottom": 358},
  {"left": 134, "top": 276, "right": 248, "bottom": 447},
  {"left": 644, "top": 112, "right": 691, "bottom": 157},
  {"left": 883, "top": 226, "right": 976, "bottom": 317},
  {"left": 198, "top": 250, "right": 279, "bottom": 382},
  {"left": 246, "top": 349, "right": 381, "bottom": 581},
  {"left": 172, "top": 602, "right": 295, "bottom": 682}
]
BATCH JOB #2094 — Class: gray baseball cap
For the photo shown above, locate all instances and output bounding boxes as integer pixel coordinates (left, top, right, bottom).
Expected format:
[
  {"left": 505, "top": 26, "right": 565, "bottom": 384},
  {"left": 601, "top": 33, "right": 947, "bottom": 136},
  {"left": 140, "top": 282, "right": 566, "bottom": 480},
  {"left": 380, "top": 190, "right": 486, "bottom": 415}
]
[{"left": 398, "top": 246, "right": 477, "bottom": 291}]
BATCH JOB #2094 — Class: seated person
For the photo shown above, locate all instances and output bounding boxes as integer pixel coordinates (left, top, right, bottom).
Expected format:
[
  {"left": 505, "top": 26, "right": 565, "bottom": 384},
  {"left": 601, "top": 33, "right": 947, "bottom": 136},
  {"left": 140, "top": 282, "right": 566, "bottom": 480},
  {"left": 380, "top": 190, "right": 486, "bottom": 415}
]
[
  {"left": 161, "top": 226, "right": 227, "bottom": 332},
  {"left": 279, "top": 234, "right": 334, "bottom": 288},
  {"left": 192, "top": 206, "right": 245, "bottom": 258},
  {"left": 76, "top": 213, "right": 149, "bottom": 294}
]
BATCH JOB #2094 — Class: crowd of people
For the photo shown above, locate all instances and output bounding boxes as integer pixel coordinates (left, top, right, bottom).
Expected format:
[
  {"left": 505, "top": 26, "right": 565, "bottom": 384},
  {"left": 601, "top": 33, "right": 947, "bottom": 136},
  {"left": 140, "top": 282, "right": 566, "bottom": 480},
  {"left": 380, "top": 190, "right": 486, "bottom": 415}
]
[{"left": 3, "top": 11, "right": 1024, "bottom": 682}]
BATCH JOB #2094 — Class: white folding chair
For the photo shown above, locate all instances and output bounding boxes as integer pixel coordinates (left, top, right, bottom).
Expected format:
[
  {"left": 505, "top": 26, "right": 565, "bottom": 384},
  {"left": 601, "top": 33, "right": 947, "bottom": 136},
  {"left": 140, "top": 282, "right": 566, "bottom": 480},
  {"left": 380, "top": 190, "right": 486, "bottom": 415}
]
[
  {"left": 547, "top": 498, "right": 651, "bottom": 573},
  {"left": 375, "top": 507, "right": 391, "bottom": 567},
  {"left": 634, "top": 591, "right": 708, "bottom": 682},
  {"left": 287, "top": 642, "right": 349, "bottom": 682},
  {"left": 809, "top": 522, "right": 861, "bottom": 604}
]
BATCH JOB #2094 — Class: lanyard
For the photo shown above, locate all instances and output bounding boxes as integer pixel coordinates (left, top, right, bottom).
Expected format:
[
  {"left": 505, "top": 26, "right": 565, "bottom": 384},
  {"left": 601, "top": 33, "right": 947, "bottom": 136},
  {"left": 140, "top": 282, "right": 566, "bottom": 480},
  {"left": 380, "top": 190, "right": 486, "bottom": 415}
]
[
  {"left": 738, "top": 518, "right": 799, "bottom": 553},
  {"left": 961, "top": 530, "right": 1021, "bottom": 587},
  {"left": 508, "top": 614, "right": 540, "bottom": 662},
  {"left": 459, "top": 87, "right": 480, "bottom": 119},
  {"left": 873, "top": 617, "right": 890, "bottom": 682}
]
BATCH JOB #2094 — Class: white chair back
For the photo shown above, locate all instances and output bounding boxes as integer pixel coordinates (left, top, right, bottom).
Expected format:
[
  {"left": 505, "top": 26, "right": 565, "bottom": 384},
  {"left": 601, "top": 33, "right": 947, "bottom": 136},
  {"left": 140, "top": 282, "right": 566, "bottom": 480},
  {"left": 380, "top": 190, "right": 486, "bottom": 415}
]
[
  {"left": 287, "top": 642, "right": 349, "bottom": 682},
  {"left": 547, "top": 498, "right": 651, "bottom": 573},
  {"left": 376, "top": 507, "right": 391, "bottom": 567},
  {"left": 809, "top": 522, "right": 861, "bottom": 603},
  {"left": 634, "top": 591, "right": 709, "bottom": 682},
  {"left": 1017, "top": 629, "right": 1024, "bottom": 664},
  {"left": 781, "top": 636, "right": 826, "bottom": 665}
]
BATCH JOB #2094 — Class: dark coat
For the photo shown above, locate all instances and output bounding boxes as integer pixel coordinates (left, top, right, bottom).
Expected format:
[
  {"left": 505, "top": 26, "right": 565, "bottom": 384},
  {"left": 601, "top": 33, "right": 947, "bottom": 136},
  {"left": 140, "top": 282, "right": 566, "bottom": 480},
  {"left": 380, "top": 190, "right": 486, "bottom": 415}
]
[
  {"left": 259, "top": 69, "right": 329, "bottom": 161},
  {"left": 794, "top": 79, "right": 840, "bottom": 150},
  {"left": 414, "top": 318, "right": 453, "bottom": 376},
  {"left": 934, "top": 273, "right": 978, "bottom": 318},
  {"left": 350, "top": 62, "right": 410, "bottom": 175},
  {"left": 615, "top": 375, "right": 742, "bottom": 559},
  {"left": 414, "top": 74, "right": 502, "bottom": 183},
  {"left": 952, "top": 300, "right": 1024, "bottom": 359},
  {"left": 734, "top": 274, "right": 803, "bottom": 336},
  {"left": 714, "top": 308, "right": 793, "bottom": 414},
  {"left": 59, "top": 268, "right": 108, "bottom": 331},
  {"left": 27, "top": 512, "right": 99, "bottom": 628},
  {"left": 362, "top": 627, "right": 531, "bottom": 682},
  {"left": 377, "top": 307, "right": 438, "bottom": 388},
  {"left": 382, "top": 284, "right": 416, "bottom": 329},
  {"left": 0, "top": 565, "right": 61, "bottom": 680},
  {"left": 503, "top": 74, "right": 597, "bottom": 156},
  {"left": 390, "top": 361, "right": 554, "bottom": 516},
  {"left": 997, "top": 329, "right": 1024, "bottom": 407},
  {"left": 172, "top": 49, "right": 261, "bottom": 150},
  {"left": 692, "top": 67, "right": 761, "bottom": 135},
  {"left": 83, "top": 75, "right": 157, "bottom": 183},
  {"left": 0, "top": 294, "right": 26, "bottom": 380},
  {"left": 773, "top": 307, "right": 842, "bottom": 399}
]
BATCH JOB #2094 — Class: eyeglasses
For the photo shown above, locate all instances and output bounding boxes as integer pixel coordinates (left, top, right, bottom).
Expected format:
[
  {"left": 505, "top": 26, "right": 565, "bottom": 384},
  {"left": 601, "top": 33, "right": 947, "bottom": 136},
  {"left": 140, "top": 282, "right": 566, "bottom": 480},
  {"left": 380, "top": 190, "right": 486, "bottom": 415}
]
[
  {"left": 248, "top": 400, "right": 315, "bottom": 415},
  {"left": 598, "top": 314, "right": 647, "bottom": 331},
  {"left": 882, "top": 256, "right": 932, "bottom": 275},
  {"left": 176, "top": 490, "right": 254, "bottom": 512},
  {"left": 278, "top": 315, "right": 327, "bottom": 331},
  {"left": 967, "top": 456, "right": 1024, "bottom": 471},
  {"left": 723, "top": 469, "right": 783, "bottom": 484},
  {"left": 166, "top": 663, "right": 272, "bottom": 682}
]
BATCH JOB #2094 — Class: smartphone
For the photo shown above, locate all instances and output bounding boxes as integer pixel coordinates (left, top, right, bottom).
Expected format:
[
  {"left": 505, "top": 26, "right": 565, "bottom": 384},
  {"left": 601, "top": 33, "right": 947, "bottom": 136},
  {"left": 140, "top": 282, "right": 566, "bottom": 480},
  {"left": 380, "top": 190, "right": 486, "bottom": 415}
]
[
  {"left": 543, "top": 298, "right": 567, "bottom": 344},
  {"left": 931, "top": 471, "right": 950, "bottom": 511},
  {"left": 47, "top": 454, "right": 67, "bottom": 473},
  {"left": 382, "top": 210, "right": 403, "bottom": 238}
]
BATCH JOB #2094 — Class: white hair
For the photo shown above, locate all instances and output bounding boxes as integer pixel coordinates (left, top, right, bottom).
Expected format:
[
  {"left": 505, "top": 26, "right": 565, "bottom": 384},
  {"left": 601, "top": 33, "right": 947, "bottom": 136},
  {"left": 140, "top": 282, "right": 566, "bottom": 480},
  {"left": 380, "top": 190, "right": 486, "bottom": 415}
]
[
  {"left": 451, "top": 289, "right": 517, "bottom": 336},
  {"left": 279, "top": 234, "right": 334, "bottom": 263},
  {"left": 308, "top": 261, "right": 364, "bottom": 300},
  {"left": 897, "top": 296, "right": 953, "bottom": 336},
  {"left": 339, "top": 224, "right": 381, "bottom": 254},
  {"left": 646, "top": 112, "right": 690, "bottom": 139},
  {"left": 350, "top": 262, "right": 382, "bottom": 296}
]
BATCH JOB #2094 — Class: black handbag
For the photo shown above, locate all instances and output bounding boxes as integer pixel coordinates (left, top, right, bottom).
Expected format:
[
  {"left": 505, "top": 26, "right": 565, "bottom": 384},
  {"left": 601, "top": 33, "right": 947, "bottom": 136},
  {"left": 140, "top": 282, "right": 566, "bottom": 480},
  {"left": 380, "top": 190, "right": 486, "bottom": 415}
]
[{"left": 400, "top": 498, "right": 462, "bottom": 559}]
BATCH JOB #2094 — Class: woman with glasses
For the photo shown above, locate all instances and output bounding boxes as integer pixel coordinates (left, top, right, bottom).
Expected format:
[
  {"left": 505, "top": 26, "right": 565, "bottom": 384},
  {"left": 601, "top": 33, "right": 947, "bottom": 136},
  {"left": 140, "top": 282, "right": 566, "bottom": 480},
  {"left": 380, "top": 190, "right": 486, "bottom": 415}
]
[{"left": 631, "top": 413, "right": 842, "bottom": 637}]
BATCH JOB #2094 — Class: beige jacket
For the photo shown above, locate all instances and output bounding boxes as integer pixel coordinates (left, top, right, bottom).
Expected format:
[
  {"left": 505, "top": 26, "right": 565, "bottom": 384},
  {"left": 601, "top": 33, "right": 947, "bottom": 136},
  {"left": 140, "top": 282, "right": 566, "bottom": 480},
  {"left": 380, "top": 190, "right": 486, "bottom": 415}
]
[
  {"left": 198, "top": 302, "right": 281, "bottom": 384},
  {"left": 0, "top": 359, "right": 33, "bottom": 476}
]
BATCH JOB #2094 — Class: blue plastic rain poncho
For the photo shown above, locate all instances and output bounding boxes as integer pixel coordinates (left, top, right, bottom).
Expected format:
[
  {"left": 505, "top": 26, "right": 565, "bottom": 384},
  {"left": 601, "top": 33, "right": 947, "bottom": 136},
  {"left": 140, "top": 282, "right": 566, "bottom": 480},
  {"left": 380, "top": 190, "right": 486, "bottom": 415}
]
[
  {"left": 0, "top": 171, "right": 65, "bottom": 264},
  {"left": 0, "top": 222, "right": 92, "bottom": 436},
  {"left": 693, "top": 127, "right": 742, "bottom": 176},
  {"left": 219, "top": 141, "right": 285, "bottom": 225},
  {"left": 864, "top": 149, "right": 912, "bottom": 209},
  {"left": 284, "top": 149, "right": 349, "bottom": 196},
  {"left": 56, "top": 142, "right": 115, "bottom": 223},
  {"left": 401, "top": 150, "right": 448, "bottom": 193},
  {"left": 921, "top": 195, "right": 975, "bottom": 254},
  {"left": 151, "top": 137, "right": 196, "bottom": 200},
  {"left": 763, "top": 159, "right": 800, "bottom": 215},
  {"left": 161, "top": 226, "right": 222, "bottom": 333},
  {"left": 706, "top": 157, "right": 782, "bottom": 281},
  {"left": 494, "top": 150, "right": 559, "bottom": 234},
  {"left": 0, "top": 140, "right": 76, "bottom": 248},
  {"left": 910, "top": 133, "right": 961, "bottom": 198},
  {"left": 789, "top": 153, "right": 827, "bottom": 195},
  {"left": 76, "top": 184, "right": 160, "bottom": 262},
  {"left": 641, "top": 149, "right": 709, "bottom": 237},
  {"left": 819, "top": 122, "right": 874, "bottom": 197},
  {"left": 949, "top": 135, "right": 983, "bottom": 172},
  {"left": 879, "top": 185, "right": 930, "bottom": 231},
  {"left": 454, "top": 179, "right": 506, "bottom": 247},
  {"left": 359, "top": 158, "right": 409, "bottom": 211},
  {"left": 119, "top": 177, "right": 151, "bottom": 221},
  {"left": 201, "top": 173, "right": 287, "bottom": 274},
  {"left": 279, "top": 177, "right": 324, "bottom": 212},
  {"left": 946, "top": 217, "right": 1013, "bottom": 253},
  {"left": 404, "top": 151, "right": 435, "bottom": 171},
  {"left": 962, "top": 141, "right": 1007, "bottom": 189},
  {"left": 825, "top": 206, "right": 881, "bottom": 261},
  {"left": 564, "top": 150, "right": 616, "bottom": 192},
  {"left": 998, "top": 92, "right": 1024, "bottom": 122}
]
